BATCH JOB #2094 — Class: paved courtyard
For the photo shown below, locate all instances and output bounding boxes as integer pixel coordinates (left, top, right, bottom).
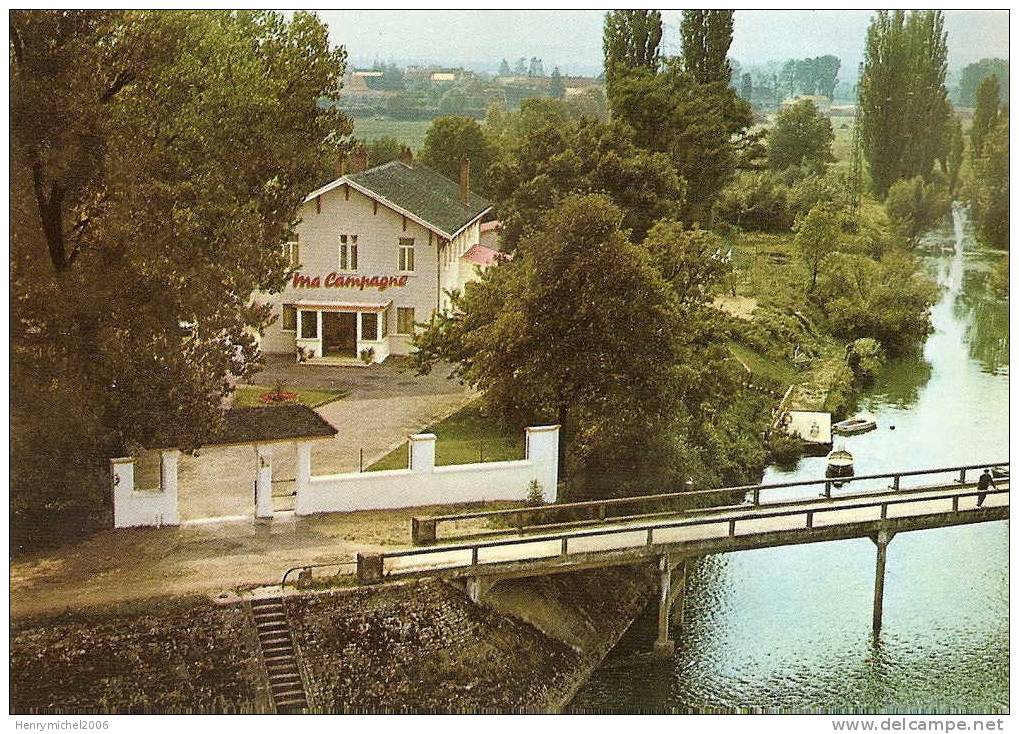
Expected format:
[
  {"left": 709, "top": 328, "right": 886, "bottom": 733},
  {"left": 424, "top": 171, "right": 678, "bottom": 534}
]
[{"left": 176, "top": 356, "right": 477, "bottom": 521}]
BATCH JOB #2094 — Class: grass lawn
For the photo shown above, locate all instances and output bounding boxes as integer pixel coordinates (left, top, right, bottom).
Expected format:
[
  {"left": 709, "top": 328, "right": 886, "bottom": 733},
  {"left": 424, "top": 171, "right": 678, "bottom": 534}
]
[
  {"left": 728, "top": 341, "right": 799, "bottom": 389},
  {"left": 352, "top": 118, "right": 434, "bottom": 151},
  {"left": 232, "top": 385, "right": 347, "bottom": 409},
  {"left": 368, "top": 402, "right": 525, "bottom": 471}
]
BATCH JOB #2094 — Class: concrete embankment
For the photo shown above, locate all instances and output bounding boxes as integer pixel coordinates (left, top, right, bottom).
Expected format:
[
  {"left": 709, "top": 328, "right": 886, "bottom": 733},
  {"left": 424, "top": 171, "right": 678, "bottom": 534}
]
[{"left": 10, "top": 567, "right": 656, "bottom": 713}]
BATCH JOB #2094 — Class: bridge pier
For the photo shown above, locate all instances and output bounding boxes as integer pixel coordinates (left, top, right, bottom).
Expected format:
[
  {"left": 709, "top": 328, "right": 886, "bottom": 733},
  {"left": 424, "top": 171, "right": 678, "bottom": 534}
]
[
  {"left": 870, "top": 530, "right": 895, "bottom": 636},
  {"left": 654, "top": 555, "right": 687, "bottom": 657}
]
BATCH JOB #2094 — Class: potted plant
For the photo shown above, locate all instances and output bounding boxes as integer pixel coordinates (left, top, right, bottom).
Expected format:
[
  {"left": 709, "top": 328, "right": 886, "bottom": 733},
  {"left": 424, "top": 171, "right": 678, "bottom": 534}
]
[{"left": 359, "top": 347, "right": 375, "bottom": 365}]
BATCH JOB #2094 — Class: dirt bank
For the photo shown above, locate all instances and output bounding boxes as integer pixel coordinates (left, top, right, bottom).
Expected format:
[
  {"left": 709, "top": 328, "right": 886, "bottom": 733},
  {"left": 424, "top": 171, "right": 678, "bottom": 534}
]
[
  {"left": 289, "top": 567, "right": 656, "bottom": 712},
  {"left": 9, "top": 566, "right": 656, "bottom": 713}
]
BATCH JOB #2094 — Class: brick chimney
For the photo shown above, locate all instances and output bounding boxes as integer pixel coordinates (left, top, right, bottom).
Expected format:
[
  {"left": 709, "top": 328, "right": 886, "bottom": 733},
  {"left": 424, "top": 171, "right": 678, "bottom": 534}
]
[
  {"left": 351, "top": 144, "right": 369, "bottom": 173},
  {"left": 459, "top": 158, "right": 470, "bottom": 206},
  {"left": 398, "top": 146, "right": 413, "bottom": 166},
  {"left": 335, "top": 156, "right": 345, "bottom": 179}
]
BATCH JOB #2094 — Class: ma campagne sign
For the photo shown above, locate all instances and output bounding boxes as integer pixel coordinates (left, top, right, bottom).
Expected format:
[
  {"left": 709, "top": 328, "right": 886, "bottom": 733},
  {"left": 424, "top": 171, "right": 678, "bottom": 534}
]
[{"left": 291, "top": 272, "right": 409, "bottom": 292}]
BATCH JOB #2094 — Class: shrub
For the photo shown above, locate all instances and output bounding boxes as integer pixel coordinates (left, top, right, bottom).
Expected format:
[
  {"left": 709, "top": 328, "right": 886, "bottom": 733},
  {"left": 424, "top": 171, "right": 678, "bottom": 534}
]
[
  {"left": 767, "top": 432, "right": 803, "bottom": 468},
  {"left": 818, "top": 252, "right": 939, "bottom": 355},
  {"left": 847, "top": 338, "right": 884, "bottom": 384},
  {"left": 884, "top": 175, "right": 951, "bottom": 246}
]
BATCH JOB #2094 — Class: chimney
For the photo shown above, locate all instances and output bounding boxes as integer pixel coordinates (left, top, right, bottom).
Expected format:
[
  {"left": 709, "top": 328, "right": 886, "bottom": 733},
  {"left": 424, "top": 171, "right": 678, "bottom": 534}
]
[
  {"left": 335, "top": 156, "right": 345, "bottom": 179},
  {"left": 351, "top": 144, "right": 369, "bottom": 173},
  {"left": 398, "top": 146, "right": 413, "bottom": 166},
  {"left": 459, "top": 158, "right": 470, "bottom": 206}
]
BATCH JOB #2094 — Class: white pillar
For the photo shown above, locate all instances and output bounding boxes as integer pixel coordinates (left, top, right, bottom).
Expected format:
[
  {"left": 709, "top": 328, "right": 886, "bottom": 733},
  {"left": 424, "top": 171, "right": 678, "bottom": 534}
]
[
  {"left": 255, "top": 444, "right": 274, "bottom": 519},
  {"left": 159, "top": 449, "right": 181, "bottom": 525},
  {"left": 111, "top": 457, "right": 135, "bottom": 529},
  {"left": 409, "top": 433, "right": 436, "bottom": 473},
  {"left": 294, "top": 441, "right": 312, "bottom": 515},
  {"left": 525, "top": 425, "right": 560, "bottom": 503}
]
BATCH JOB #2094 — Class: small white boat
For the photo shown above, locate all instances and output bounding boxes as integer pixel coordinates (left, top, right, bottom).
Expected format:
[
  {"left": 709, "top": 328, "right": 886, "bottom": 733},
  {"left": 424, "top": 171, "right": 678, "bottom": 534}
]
[
  {"left": 826, "top": 447, "right": 854, "bottom": 487},
  {"left": 832, "top": 413, "right": 877, "bottom": 435}
]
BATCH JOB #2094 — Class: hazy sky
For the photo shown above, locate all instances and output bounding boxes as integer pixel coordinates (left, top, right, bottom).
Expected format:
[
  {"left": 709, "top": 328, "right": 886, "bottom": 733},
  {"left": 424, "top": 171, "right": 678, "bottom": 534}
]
[{"left": 317, "top": 9, "right": 1008, "bottom": 77}]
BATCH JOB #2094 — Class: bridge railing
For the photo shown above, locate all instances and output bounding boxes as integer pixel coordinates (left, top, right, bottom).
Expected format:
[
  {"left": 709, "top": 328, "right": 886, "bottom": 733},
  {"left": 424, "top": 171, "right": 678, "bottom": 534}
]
[
  {"left": 410, "top": 461, "right": 1009, "bottom": 545},
  {"left": 365, "top": 483, "right": 1010, "bottom": 584}
]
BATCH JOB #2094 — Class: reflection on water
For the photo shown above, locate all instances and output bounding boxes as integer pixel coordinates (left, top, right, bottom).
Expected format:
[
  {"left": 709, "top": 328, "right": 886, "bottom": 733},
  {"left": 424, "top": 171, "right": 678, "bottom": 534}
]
[{"left": 570, "top": 207, "right": 1009, "bottom": 713}]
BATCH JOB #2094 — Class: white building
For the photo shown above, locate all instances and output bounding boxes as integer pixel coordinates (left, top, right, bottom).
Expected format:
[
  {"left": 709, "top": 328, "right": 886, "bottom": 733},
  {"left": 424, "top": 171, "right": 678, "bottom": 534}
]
[{"left": 258, "top": 158, "right": 496, "bottom": 364}]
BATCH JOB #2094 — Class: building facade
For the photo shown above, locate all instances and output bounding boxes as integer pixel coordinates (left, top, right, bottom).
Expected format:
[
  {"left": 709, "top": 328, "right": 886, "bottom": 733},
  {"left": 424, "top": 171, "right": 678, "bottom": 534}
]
[{"left": 258, "top": 159, "right": 494, "bottom": 364}]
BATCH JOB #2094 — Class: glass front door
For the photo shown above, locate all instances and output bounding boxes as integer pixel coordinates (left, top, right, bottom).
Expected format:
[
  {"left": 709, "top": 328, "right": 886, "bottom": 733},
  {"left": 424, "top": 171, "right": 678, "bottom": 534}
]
[{"left": 321, "top": 312, "right": 357, "bottom": 357}]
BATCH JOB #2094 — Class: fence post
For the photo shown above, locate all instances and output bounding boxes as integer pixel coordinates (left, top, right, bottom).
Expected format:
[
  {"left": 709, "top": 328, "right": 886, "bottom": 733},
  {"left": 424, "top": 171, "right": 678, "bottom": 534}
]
[
  {"left": 411, "top": 517, "right": 437, "bottom": 545},
  {"left": 356, "top": 552, "right": 384, "bottom": 585},
  {"left": 959, "top": 468, "right": 967, "bottom": 484},
  {"left": 892, "top": 474, "right": 900, "bottom": 491},
  {"left": 824, "top": 481, "right": 832, "bottom": 499}
]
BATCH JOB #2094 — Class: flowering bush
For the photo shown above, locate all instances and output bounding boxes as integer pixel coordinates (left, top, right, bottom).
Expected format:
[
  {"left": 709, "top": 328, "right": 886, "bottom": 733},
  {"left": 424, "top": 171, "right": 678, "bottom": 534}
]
[{"left": 258, "top": 390, "right": 298, "bottom": 404}]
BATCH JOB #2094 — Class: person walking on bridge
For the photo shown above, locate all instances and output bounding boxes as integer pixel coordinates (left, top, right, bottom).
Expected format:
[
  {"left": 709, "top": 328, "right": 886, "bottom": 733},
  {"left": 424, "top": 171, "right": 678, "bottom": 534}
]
[{"left": 976, "top": 469, "right": 996, "bottom": 507}]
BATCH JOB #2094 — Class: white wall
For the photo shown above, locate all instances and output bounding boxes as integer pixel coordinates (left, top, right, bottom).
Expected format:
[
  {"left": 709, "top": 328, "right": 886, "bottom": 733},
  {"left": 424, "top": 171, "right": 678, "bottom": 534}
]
[
  {"left": 110, "top": 426, "right": 559, "bottom": 527},
  {"left": 295, "top": 425, "right": 559, "bottom": 515},
  {"left": 111, "top": 451, "right": 180, "bottom": 528}
]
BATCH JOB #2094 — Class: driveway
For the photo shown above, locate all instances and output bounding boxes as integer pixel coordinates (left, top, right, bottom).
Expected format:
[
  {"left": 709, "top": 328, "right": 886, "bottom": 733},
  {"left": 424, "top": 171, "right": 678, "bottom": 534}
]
[{"left": 176, "top": 357, "right": 477, "bottom": 521}]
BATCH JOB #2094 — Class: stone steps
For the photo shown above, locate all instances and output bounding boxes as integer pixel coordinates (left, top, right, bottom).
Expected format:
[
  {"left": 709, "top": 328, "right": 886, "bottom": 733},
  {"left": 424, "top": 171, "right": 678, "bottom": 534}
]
[{"left": 251, "top": 597, "right": 308, "bottom": 712}]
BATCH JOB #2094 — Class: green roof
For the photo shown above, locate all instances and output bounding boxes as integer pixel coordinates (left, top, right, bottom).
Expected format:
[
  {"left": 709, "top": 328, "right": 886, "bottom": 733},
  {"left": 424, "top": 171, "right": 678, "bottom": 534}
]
[{"left": 347, "top": 161, "right": 491, "bottom": 237}]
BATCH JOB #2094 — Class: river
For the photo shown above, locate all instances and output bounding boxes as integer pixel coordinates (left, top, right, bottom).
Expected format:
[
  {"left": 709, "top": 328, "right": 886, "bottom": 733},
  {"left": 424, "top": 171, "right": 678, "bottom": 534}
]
[{"left": 569, "top": 206, "right": 1009, "bottom": 713}]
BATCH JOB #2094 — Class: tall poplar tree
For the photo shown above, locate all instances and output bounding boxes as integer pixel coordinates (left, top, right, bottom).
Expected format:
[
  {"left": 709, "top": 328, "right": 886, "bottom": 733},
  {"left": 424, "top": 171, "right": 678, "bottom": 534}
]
[
  {"left": 858, "top": 10, "right": 950, "bottom": 197},
  {"left": 680, "top": 10, "right": 734, "bottom": 84},
  {"left": 602, "top": 9, "right": 662, "bottom": 102},
  {"left": 971, "top": 74, "right": 1001, "bottom": 158}
]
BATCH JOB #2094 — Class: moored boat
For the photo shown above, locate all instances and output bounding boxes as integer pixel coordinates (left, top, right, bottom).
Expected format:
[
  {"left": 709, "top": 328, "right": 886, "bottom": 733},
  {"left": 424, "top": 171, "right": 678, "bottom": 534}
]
[
  {"left": 832, "top": 413, "right": 877, "bottom": 435},
  {"left": 825, "top": 447, "right": 854, "bottom": 487}
]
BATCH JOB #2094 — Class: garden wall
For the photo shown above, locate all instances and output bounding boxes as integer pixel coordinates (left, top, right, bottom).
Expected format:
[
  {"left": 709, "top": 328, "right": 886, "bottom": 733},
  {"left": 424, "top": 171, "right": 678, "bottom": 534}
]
[{"left": 296, "top": 425, "right": 559, "bottom": 515}]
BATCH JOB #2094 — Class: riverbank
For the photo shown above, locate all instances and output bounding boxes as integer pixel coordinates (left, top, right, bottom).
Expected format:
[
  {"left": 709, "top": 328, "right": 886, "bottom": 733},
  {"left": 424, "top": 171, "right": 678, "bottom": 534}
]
[
  {"left": 10, "top": 567, "right": 656, "bottom": 713},
  {"left": 572, "top": 206, "right": 1009, "bottom": 713}
]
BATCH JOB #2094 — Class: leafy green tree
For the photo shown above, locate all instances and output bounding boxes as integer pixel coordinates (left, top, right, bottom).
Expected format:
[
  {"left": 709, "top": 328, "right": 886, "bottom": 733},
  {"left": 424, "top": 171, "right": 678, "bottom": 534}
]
[
  {"left": 415, "top": 194, "right": 743, "bottom": 496},
  {"left": 767, "top": 99, "right": 835, "bottom": 171},
  {"left": 680, "top": 10, "right": 734, "bottom": 84},
  {"left": 365, "top": 136, "right": 403, "bottom": 166},
  {"left": 795, "top": 202, "right": 845, "bottom": 291},
  {"left": 971, "top": 75, "right": 1001, "bottom": 158},
  {"left": 642, "top": 221, "right": 729, "bottom": 307},
  {"left": 815, "top": 55, "right": 841, "bottom": 99},
  {"left": 487, "top": 105, "right": 683, "bottom": 249},
  {"left": 10, "top": 10, "right": 350, "bottom": 538},
  {"left": 602, "top": 9, "right": 662, "bottom": 104},
  {"left": 819, "top": 252, "right": 939, "bottom": 355},
  {"left": 957, "top": 58, "right": 1008, "bottom": 107},
  {"left": 419, "top": 116, "right": 496, "bottom": 195},
  {"left": 498, "top": 58, "right": 511, "bottom": 76},
  {"left": 608, "top": 60, "right": 759, "bottom": 224},
  {"left": 971, "top": 115, "right": 1009, "bottom": 249},
  {"left": 858, "top": 10, "right": 950, "bottom": 196},
  {"left": 884, "top": 176, "right": 951, "bottom": 246},
  {"left": 549, "top": 65, "right": 566, "bottom": 100},
  {"left": 740, "top": 72, "right": 753, "bottom": 101},
  {"left": 780, "top": 59, "right": 798, "bottom": 98},
  {"left": 945, "top": 115, "right": 965, "bottom": 194}
]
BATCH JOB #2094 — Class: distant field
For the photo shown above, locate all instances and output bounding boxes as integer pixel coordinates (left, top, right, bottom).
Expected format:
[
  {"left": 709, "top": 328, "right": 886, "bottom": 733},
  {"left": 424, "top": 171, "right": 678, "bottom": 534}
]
[{"left": 351, "top": 118, "right": 433, "bottom": 151}]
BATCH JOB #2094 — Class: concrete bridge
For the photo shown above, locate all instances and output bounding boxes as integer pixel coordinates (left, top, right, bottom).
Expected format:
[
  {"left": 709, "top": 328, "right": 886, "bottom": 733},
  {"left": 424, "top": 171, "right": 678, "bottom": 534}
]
[{"left": 326, "top": 462, "right": 1007, "bottom": 655}]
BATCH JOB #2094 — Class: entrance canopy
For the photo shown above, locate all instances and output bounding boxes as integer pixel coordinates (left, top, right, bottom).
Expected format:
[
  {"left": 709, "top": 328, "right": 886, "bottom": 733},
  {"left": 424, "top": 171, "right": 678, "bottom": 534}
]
[{"left": 289, "top": 299, "right": 392, "bottom": 313}]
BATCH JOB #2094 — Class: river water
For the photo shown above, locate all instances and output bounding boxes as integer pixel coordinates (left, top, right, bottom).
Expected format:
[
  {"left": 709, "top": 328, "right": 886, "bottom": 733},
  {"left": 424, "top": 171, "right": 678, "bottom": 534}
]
[{"left": 570, "top": 206, "right": 1009, "bottom": 713}]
